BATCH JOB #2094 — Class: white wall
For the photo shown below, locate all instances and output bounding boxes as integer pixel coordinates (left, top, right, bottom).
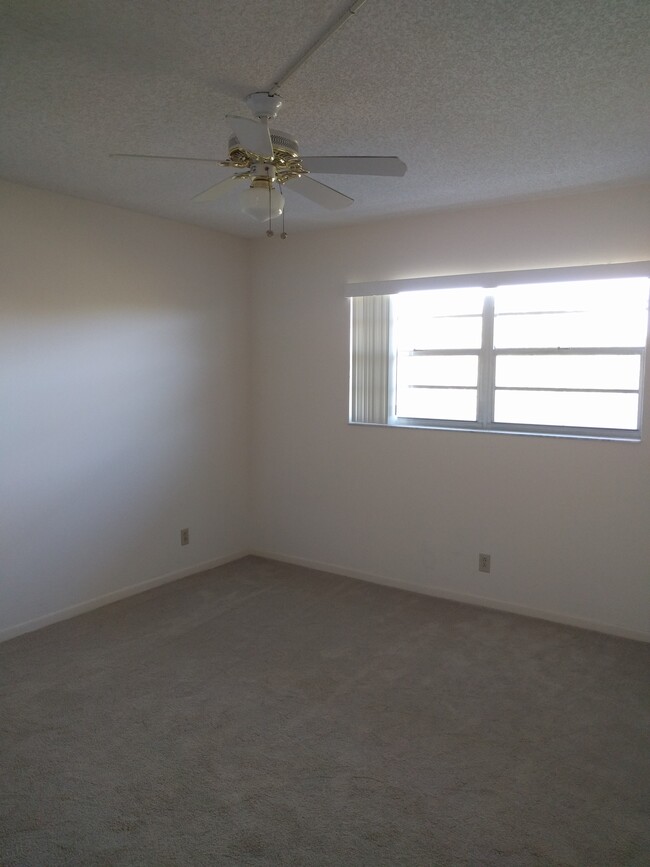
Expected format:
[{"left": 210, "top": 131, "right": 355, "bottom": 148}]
[
  {"left": 3, "top": 180, "right": 648, "bottom": 643},
  {"left": 250, "top": 185, "right": 650, "bottom": 639},
  {"left": 1, "top": 180, "right": 249, "bottom": 639}
]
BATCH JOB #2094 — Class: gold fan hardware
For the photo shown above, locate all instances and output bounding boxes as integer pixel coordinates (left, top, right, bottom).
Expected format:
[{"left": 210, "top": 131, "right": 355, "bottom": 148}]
[{"left": 219, "top": 133, "right": 307, "bottom": 186}]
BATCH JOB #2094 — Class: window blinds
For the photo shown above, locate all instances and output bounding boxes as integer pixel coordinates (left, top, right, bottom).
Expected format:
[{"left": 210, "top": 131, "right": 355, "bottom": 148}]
[{"left": 349, "top": 295, "right": 390, "bottom": 424}]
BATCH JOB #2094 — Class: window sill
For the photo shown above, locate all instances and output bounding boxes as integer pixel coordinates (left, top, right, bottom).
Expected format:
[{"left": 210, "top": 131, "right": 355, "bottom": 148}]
[{"left": 349, "top": 420, "right": 641, "bottom": 442}]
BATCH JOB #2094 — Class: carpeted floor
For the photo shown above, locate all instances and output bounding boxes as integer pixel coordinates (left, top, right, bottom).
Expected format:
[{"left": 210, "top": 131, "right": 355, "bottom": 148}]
[{"left": 1, "top": 556, "right": 649, "bottom": 866}]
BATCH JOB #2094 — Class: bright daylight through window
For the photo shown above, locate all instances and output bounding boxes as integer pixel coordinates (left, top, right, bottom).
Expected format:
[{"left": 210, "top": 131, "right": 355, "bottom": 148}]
[{"left": 349, "top": 269, "right": 650, "bottom": 440}]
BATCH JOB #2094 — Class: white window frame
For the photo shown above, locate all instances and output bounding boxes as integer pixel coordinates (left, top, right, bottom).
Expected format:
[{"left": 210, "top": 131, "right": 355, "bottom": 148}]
[{"left": 348, "top": 262, "right": 650, "bottom": 441}]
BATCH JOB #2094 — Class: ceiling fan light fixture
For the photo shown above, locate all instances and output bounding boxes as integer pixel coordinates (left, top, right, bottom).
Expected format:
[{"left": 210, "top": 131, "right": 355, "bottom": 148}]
[{"left": 240, "top": 178, "right": 285, "bottom": 222}]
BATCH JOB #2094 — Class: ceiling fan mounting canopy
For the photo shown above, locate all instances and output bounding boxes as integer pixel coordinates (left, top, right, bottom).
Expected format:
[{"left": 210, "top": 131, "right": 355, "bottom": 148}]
[{"left": 245, "top": 91, "right": 283, "bottom": 120}]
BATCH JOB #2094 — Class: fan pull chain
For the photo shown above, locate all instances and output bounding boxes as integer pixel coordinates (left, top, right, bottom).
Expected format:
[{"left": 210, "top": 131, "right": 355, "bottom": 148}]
[
  {"left": 265, "top": 166, "right": 274, "bottom": 237},
  {"left": 281, "top": 202, "right": 287, "bottom": 239}
]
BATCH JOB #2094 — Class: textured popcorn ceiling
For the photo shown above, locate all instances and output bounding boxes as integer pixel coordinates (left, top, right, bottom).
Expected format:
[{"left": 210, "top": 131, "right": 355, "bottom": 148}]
[{"left": 1, "top": 0, "right": 649, "bottom": 238}]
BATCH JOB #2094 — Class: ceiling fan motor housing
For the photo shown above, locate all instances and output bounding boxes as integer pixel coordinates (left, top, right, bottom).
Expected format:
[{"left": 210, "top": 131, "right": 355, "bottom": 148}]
[
  {"left": 227, "top": 130, "right": 299, "bottom": 159},
  {"left": 227, "top": 129, "right": 304, "bottom": 185}
]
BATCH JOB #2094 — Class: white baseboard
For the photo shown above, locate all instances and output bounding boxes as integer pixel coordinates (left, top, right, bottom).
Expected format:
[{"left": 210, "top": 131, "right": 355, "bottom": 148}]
[
  {"left": 0, "top": 551, "right": 247, "bottom": 644},
  {"left": 4, "top": 548, "right": 647, "bottom": 645},
  {"left": 250, "top": 549, "right": 650, "bottom": 644}
]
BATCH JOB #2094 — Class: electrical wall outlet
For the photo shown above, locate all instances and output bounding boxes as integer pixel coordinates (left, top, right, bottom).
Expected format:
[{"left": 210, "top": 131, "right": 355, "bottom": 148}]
[
  {"left": 478, "top": 553, "right": 491, "bottom": 573},
  {"left": 180, "top": 528, "right": 190, "bottom": 546}
]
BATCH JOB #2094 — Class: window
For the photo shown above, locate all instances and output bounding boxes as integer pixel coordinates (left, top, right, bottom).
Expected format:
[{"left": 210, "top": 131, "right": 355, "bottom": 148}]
[{"left": 349, "top": 265, "right": 650, "bottom": 440}]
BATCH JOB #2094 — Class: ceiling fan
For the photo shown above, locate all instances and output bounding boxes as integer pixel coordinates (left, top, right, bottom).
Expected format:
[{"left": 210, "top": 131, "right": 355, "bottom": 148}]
[
  {"left": 111, "top": 0, "right": 405, "bottom": 233},
  {"left": 111, "top": 90, "right": 406, "bottom": 230}
]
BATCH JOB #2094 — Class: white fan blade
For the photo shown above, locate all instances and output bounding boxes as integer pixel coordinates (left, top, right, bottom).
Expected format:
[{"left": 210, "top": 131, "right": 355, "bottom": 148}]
[
  {"left": 192, "top": 174, "right": 247, "bottom": 203},
  {"left": 226, "top": 115, "right": 273, "bottom": 158},
  {"left": 286, "top": 175, "right": 353, "bottom": 210},
  {"left": 110, "top": 153, "right": 220, "bottom": 164},
  {"left": 300, "top": 156, "right": 407, "bottom": 176}
]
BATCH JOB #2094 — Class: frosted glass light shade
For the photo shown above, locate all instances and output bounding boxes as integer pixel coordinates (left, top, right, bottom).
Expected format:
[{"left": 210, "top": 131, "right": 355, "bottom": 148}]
[{"left": 241, "top": 182, "right": 285, "bottom": 222}]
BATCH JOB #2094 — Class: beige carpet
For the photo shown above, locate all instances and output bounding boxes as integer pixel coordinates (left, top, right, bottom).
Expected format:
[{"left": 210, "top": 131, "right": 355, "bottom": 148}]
[{"left": 1, "top": 556, "right": 649, "bottom": 866}]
